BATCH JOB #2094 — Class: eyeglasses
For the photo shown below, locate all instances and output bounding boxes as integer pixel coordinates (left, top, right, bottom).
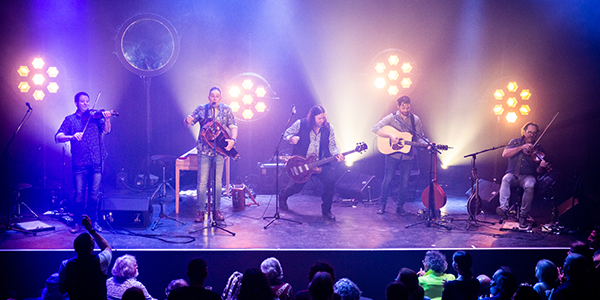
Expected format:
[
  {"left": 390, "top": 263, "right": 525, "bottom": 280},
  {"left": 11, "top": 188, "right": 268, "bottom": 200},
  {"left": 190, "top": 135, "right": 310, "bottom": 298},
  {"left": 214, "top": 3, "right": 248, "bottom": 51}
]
[{"left": 526, "top": 131, "right": 538, "bottom": 135}]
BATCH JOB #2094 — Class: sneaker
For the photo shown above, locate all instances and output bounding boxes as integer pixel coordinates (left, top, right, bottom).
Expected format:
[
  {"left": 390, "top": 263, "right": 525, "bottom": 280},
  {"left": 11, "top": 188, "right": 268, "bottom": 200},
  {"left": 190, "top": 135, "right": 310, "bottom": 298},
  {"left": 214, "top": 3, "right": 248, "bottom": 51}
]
[
  {"left": 69, "top": 223, "right": 81, "bottom": 234},
  {"left": 214, "top": 210, "right": 225, "bottom": 221},
  {"left": 519, "top": 217, "right": 528, "bottom": 228},
  {"left": 322, "top": 212, "right": 336, "bottom": 221},
  {"left": 194, "top": 211, "right": 205, "bottom": 223},
  {"left": 93, "top": 222, "right": 102, "bottom": 232},
  {"left": 496, "top": 207, "right": 508, "bottom": 219}
]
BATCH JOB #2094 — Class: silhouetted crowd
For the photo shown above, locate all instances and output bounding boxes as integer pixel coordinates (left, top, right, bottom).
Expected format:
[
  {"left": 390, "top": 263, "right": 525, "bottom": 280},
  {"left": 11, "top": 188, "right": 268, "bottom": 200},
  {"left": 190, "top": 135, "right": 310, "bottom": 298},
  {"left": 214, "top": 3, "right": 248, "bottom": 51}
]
[{"left": 23, "top": 217, "right": 600, "bottom": 300}]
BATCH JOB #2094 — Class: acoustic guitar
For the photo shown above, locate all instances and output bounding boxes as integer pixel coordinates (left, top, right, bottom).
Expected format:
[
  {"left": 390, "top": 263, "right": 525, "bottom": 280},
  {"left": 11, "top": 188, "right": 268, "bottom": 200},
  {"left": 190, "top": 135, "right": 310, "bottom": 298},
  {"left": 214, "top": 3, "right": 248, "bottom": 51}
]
[
  {"left": 376, "top": 125, "right": 449, "bottom": 155},
  {"left": 286, "top": 142, "right": 368, "bottom": 184}
]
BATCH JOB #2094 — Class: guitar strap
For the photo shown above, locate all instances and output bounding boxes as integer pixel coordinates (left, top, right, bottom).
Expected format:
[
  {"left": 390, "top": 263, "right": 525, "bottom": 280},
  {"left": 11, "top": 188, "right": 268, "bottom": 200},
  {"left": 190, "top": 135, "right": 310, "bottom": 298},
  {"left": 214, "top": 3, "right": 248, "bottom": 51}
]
[{"left": 409, "top": 113, "right": 416, "bottom": 142}]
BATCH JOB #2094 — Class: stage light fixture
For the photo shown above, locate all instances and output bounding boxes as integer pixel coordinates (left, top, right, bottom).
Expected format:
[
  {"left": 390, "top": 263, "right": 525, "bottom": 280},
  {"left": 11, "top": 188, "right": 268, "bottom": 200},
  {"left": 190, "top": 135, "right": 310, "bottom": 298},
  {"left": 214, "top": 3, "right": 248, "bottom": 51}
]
[
  {"left": 489, "top": 77, "right": 533, "bottom": 123},
  {"left": 47, "top": 67, "right": 59, "bottom": 77},
  {"left": 33, "top": 90, "right": 45, "bottom": 101},
  {"left": 32, "top": 58, "right": 45, "bottom": 69},
  {"left": 226, "top": 72, "right": 276, "bottom": 122},
  {"left": 32, "top": 74, "right": 45, "bottom": 85},
  {"left": 344, "top": 160, "right": 354, "bottom": 167},
  {"left": 18, "top": 66, "right": 30, "bottom": 77},
  {"left": 18, "top": 82, "right": 31, "bottom": 93},
  {"left": 47, "top": 82, "right": 59, "bottom": 93},
  {"left": 367, "top": 49, "right": 417, "bottom": 96}
]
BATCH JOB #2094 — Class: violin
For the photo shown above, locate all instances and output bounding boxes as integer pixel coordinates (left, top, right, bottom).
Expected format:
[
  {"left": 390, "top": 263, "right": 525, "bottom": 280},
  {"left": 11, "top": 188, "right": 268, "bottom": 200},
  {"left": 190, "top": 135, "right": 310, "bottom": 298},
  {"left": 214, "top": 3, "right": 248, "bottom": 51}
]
[
  {"left": 525, "top": 145, "right": 552, "bottom": 171},
  {"left": 85, "top": 109, "right": 119, "bottom": 119}
]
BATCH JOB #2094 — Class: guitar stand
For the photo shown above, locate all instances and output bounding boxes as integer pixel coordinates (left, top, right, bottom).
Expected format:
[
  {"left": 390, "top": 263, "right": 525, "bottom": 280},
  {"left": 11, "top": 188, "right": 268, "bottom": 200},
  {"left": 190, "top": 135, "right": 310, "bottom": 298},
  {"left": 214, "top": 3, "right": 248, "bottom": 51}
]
[{"left": 150, "top": 201, "right": 185, "bottom": 230}]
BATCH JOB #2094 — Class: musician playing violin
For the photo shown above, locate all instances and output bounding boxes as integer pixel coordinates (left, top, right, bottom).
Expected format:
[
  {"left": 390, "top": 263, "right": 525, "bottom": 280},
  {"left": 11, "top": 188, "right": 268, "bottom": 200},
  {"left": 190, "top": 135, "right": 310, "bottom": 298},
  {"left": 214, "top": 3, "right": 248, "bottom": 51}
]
[
  {"left": 279, "top": 105, "right": 344, "bottom": 221},
  {"left": 55, "top": 92, "right": 113, "bottom": 233},
  {"left": 497, "top": 122, "right": 550, "bottom": 228},
  {"left": 184, "top": 86, "right": 238, "bottom": 223}
]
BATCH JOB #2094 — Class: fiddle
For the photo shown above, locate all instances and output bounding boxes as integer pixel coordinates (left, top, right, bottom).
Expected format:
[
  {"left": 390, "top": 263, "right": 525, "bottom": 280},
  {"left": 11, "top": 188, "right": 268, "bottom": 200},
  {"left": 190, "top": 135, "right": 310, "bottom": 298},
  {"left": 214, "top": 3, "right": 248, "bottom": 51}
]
[
  {"left": 85, "top": 109, "right": 119, "bottom": 119},
  {"left": 525, "top": 145, "right": 552, "bottom": 171}
]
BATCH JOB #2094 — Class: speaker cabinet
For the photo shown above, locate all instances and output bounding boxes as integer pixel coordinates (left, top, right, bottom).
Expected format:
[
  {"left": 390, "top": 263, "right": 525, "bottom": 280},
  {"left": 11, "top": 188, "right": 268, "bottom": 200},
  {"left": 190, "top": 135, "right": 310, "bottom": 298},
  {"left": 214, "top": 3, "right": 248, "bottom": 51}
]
[
  {"left": 335, "top": 171, "right": 376, "bottom": 201},
  {"left": 258, "top": 163, "right": 291, "bottom": 194},
  {"left": 100, "top": 197, "right": 153, "bottom": 228},
  {"left": 467, "top": 179, "right": 500, "bottom": 213}
]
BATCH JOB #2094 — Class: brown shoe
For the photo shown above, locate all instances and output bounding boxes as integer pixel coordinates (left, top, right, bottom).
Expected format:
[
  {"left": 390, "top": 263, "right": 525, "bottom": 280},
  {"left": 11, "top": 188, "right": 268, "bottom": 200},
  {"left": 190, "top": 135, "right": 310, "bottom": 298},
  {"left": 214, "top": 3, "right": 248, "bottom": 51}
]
[
  {"left": 194, "top": 211, "right": 205, "bottom": 223},
  {"left": 215, "top": 210, "right": 225, "bottom": 221}
]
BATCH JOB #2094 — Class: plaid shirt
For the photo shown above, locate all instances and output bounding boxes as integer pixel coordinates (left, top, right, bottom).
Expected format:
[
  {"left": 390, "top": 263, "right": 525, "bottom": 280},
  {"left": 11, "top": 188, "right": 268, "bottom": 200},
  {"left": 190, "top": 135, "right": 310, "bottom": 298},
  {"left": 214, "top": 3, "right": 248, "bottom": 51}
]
[{"left": 189, "top": 103, "right": 237, "bottom": 157}]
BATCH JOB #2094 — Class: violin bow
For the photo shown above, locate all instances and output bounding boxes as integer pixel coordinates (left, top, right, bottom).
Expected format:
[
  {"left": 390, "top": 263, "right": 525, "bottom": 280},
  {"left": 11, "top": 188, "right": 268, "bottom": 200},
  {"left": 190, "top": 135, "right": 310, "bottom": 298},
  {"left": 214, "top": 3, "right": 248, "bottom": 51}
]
[
  {"left": 532, "top": 111, "right": 559, "bottom": 148},
  {"left": 81, "top": 91, "right": 102, "bottom": 136}
]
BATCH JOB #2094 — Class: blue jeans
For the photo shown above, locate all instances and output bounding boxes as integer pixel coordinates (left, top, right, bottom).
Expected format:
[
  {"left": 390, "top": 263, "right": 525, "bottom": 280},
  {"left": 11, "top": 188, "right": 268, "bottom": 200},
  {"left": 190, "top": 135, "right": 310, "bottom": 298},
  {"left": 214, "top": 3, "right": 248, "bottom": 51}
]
[
  {"left": 380, "top": 156, "right": 413, "bottom": 211},
  {"left": 73, "top": 164, "right": 102, "bottom": 222},
  {"left": 280, "top": 165, "right": 335, "bottom": 214},
  {"left": 499, "top": 173, "right": 536, "bottom": 216},
  {"left": 197, "top": 154, "right": 225, "bottom": 212}
]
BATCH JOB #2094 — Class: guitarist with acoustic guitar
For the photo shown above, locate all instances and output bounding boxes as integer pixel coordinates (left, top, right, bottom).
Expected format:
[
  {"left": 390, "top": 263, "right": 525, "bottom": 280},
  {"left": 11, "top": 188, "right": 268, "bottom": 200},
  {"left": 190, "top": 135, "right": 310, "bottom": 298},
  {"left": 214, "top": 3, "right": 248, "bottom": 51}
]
[
  {"left": 279, "top": 105, "right": 344, "bottom": 221},
  {"left": 373, "top": 95, "right": 428, "bottom": 216},
  {"left": 184, "top": 86, "right": 238, "bottom": 223}
]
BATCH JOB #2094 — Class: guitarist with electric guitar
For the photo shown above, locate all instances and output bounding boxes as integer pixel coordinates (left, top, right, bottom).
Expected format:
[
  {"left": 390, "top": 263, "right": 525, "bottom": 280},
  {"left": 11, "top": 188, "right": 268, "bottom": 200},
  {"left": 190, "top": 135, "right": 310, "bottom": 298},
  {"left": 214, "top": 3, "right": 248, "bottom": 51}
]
[{"left": 280, "top": 105, "right": 348, "bottom": 221}]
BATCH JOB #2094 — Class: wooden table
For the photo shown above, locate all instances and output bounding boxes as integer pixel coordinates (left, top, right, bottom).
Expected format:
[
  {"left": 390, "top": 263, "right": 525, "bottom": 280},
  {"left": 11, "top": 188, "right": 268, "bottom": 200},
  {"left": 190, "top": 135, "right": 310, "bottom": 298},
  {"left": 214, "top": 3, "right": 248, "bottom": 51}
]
[{"left": 175, "top": 148, "right": 230, "bottom": 214}]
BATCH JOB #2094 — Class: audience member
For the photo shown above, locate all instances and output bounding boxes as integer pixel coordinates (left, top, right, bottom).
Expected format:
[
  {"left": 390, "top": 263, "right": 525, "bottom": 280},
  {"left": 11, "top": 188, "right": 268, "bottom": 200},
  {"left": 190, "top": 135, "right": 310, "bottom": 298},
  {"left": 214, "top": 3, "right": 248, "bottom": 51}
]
[
  {"left": 442, "top": 251, "right": 479, "bottom": 300},
  {"left": 532, "top": 259, "right": 558, "bottom": 300},
  {"left": 122, "top": 287, "right": 145, "bottom": 300},
  {"left": 334, "top": 278, "right": 372, "bottom": 300},
  {"left": 296, "top": 261, "right": 340, "bottom": 300},
  {"left": 386, "top": 281, "right": 409, "bottom": 300},
  {"left": 481, "top": 267, "right": 517, "bottom": 300},
  {"left": 260, "top": 257, "right": 293, "bottom": 300},
  {"left": 476, "top": 274, "right": 491, "bottom": 298},
  {"left": 58, "top": 215, "right": 113, "bottom": 300},
  {"left": 32, "top": 273, "right": 68, "bottom": 300},
  {"left": 167, "top": 258, "right": 221, "bottom": 300},
  {"left": 309, "top": 271, "right": 335, "bottom": 300},
  {"left": 222, "top": 271, "right": 243, "bottom": 300},
  {"left": 417, "top": 250, "right": 455, "bottom": 300},
  {"left": 395, "top": 268, "right": 425, "bottom": 300},
  {"left": 511, "top": 285, "right": 540, "bottom": 300},
  {"left": 550, "top": 253, "right": 597, "bottom": 299},
  {"left": 106, "top": 254, "right": 156, "bottom": 300},
  {"left": 164, "top": 279, "right": 188, "bottom": 299},
  {"left": 588, "top": 225, "right": 600, "bottom": 256},
  {"left": 237, "top": 268, "right": 276, "bottom": 300}
]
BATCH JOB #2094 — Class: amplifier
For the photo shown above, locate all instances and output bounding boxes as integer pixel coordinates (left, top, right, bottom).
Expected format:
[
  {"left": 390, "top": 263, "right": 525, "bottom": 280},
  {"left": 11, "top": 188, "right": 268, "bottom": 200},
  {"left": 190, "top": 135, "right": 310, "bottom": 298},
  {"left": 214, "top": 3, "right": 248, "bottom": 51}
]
[{"left": 100, "top": 197, "right": 153, "bottom": 228}]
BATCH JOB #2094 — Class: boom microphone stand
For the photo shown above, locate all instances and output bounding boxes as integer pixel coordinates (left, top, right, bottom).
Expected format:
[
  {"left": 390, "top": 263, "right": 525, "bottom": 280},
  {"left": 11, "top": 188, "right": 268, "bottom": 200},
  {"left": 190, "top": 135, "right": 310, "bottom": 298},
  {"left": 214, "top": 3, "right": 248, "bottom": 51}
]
[
  {"left": 264, "top": 105, "right": 302, "bottom": 229},
  {"left": 190, "top": 103, "right": 235, "bottom": 236}
]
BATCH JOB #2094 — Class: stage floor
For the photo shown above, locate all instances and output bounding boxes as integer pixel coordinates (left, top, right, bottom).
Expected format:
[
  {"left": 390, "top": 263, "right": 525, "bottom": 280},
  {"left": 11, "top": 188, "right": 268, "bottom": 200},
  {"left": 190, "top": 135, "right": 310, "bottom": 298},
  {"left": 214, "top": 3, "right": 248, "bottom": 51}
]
[{"left": 0, "top": 186, "right": 583, "bottom": 250}]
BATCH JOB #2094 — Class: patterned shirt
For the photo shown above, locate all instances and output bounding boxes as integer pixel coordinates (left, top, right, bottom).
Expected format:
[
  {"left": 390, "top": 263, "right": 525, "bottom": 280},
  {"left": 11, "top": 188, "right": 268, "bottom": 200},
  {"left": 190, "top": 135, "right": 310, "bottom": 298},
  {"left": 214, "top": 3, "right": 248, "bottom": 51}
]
[
  {"left": 188, "top": 103, "right": 237, "bottom": 157},
  {"left": 106, "top": 277, "right": 156, "bottom": 300},
  {"left": 55, "top": 112, "right": 107, "bottom": 167},
  {"left": 284, "top": 119, "right": 340, "bottom": 158}
]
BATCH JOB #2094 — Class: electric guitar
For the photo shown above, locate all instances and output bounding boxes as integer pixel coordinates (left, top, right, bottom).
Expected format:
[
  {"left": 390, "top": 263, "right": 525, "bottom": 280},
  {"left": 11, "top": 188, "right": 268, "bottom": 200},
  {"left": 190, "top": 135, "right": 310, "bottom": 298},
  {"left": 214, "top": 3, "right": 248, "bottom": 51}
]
[
  {"left": 376, "top": 125, "right": 449, "bottom": 155},
  {"left": 286, "top": 142, "right": 368, "bottom": 184}
]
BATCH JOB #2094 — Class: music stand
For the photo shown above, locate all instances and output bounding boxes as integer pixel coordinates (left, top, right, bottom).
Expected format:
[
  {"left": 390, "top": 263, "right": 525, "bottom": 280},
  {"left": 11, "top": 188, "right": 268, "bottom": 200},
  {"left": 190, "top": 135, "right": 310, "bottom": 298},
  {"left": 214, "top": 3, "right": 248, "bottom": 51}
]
[
  {"left": 263, "top": 107, "right": 302, "bottom": 229},
  {"left": 190, "top": 104, "right": 235, "bottom": 236}
]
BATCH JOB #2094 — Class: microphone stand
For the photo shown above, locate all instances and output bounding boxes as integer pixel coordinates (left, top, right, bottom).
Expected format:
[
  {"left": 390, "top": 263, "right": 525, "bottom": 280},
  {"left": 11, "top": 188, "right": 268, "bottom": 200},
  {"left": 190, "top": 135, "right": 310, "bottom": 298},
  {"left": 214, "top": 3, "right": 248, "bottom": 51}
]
[
  {"left": 190, "top": 102, "right": 235, "bottom": 236},
  {"left": 264, "top": 107, "right": 302, "bottom": 229},
  {"left": 1, "top": 104, "right": 36, "bottom": 234}
]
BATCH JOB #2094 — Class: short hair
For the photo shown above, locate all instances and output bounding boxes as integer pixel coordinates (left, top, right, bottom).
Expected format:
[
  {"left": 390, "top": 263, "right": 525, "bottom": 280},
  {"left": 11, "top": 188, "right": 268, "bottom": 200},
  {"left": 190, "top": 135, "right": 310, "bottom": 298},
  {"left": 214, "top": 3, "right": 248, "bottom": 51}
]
[
  {"left": 122, "top": 287, "right": 145, "bottom": 300},
  {"left": 386, "top": 281, "right": 408, "bottom": 300},
  {"left": 422, "top": 250, "right": 448, "bottom": 273},
  {"left": 535, "top": 259, "right": 558, "bottom": 284},
  {"left": 165, "top": 279, "right": 188, "bottom": 296},
  {"left": 208, "top": 86, "right": 222, "bottom": 96},
  {"left": 308, "top": 261, "right": 335, "bottom": 282},
  {"left": 477, "top": 274, "right": 491, "bottom": 297},
  {"left": 238, "top": 268, "right": 275, "bottom": 300},
  {"left": 396, "top": 96, "right": 411, "bottom": 106},
  {"left": 111, "top": 254, "right": 138, "bottom": 279},
  {"left": 396, "top": 268, "right": 419, "bottom": 293},
  {"left": 74, "top": 92, "right": 89, "bottom": 104},
  {"left": 187, "top": 258, "right": 208, "bottom": 280},
  {"left": 309, "top": 271, "right": 334, "bottom": 300},
  {"left": 521, "top": 122, "right": 539, "bottom": 135},
  {"left": 307, "top": 105, "right": 327, "bottom": 129},
  {"left": 491, "top": 267, "right": 517, "bottom": 297},
  {"left": 260, "top": 257, "right": 284, "bottom": 281},
  {"left": 73, "top": 233, "right": 93, "bottom": 256},
  {"left": 334, "top": 278, "right": 361, "bottom": 300},
  {"left": 453, "top": 251, "right": 473, "bottom": 271},
  {"left": 563, "top": 253, "right": 589, "bottom": 279}
]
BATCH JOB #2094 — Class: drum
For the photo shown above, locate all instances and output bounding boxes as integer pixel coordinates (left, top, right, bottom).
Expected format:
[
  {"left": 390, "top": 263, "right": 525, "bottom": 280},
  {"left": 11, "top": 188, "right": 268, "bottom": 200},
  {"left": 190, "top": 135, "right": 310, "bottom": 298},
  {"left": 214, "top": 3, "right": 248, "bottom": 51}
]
[{"left": 232, "top": 187, "right": 245, "bottom": 212}]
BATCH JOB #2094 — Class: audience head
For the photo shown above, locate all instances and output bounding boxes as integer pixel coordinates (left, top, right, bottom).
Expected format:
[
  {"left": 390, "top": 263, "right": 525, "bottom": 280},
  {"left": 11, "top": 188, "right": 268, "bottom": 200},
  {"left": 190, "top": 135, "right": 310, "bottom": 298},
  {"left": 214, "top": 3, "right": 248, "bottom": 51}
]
[
  {"left": 452, "top": 251, "right": 473, "bottom": 277},
  {"left": 238, "top": 268, "right": 275, "bottom": 300},
  {"left": 111, "top": 254, "right": 138, "bottom": 280},
  {"left": 73, "top": 233, "right": 94, "bottom": 256},
  {"left": 511, "top": 285, "right": 541, "bottom": 300},
  {"left": 165, "top": 278, "right": 188, "bottom": 297},
  {"left": 477, "top": 274, "right": 491, "bottom": 297},
  {"left": 309, "top": 271, "right": 334, "bottom": 300},
  {"left": 562, "top": 253, "right": 589, "bottom": 280},
  {"left": 308, "top": 261, "right": 335, "bottom": 282},
  {"left": 41, "top": 273, "right": 65, "bottom": 300},
  {"left": 396, "top": 268, "right": 419, "bottom": 293},
  {"left": 121, "top": 287, "right": 145, "bottom": 300},
  {"left": 334, "top": 278, "right": 361, "bottom": 300},
  {"left": 422, "top": 250, "right": 448, "bottom": 273},
  {"left": 260, "top": 257, "right": 284, "bottom": 283},
  {"left": 386, "top": 281, "right": 408, "bottom": 300},
  {"left": 588, "top": 225, "right": 599, "bottom": 250},
  {"left": 490, "top": 267, "right": 517, "bottom": 298},
  {"left": 187, "top": 258, "right": 208, "bottom": 284},
  {"left": 534, "top": 259, "right": 558, "bottom": 285}
]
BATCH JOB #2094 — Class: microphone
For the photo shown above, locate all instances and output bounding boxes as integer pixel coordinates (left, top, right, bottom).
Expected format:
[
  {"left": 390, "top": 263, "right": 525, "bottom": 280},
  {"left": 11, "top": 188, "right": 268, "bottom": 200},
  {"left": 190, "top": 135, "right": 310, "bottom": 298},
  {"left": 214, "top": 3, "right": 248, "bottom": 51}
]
[
  {"left": 26, "top": 102, "right": 32, "bottom": 110},
  {"left": 291, "top": 105, "right": 296, "bottom": 114}
]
